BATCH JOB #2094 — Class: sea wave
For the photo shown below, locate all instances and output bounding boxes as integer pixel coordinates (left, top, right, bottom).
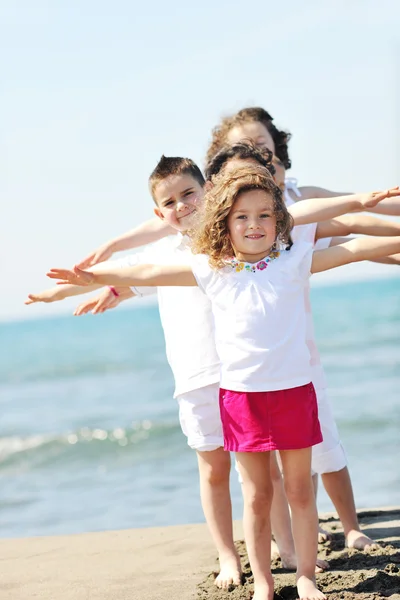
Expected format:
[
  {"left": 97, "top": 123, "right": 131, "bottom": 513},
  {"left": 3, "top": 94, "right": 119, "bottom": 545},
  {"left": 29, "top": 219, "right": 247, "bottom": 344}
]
[{"left": 0, "top": 421, "right": 181, "bottom": 471}]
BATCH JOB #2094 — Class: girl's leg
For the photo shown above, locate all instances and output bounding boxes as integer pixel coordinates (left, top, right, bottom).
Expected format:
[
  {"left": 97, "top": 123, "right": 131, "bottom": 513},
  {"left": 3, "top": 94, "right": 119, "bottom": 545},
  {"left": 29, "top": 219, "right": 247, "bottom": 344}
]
[
  {"left": 236, "top": 451, "right": 274, "bottom": 600},
  {"left": 197, "top": 448, "right": 241, "bottom": 588},
  {"left": 280, "top": 448, "right": 326, "bottom": 600},
  {"left": 270, "top": 454, "right": 329, "bottom": 572},
  {"left": 270, "top": 452, "right": 295, "bottom": 563},
  {"left": 313, "top": 473, "right": 332, "bottom": 542}
]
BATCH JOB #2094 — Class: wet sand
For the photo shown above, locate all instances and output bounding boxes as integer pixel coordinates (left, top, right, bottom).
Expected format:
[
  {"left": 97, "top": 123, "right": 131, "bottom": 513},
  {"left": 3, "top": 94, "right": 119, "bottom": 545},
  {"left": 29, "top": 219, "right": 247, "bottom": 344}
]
[{"left": 0, "top": 507, "right": 399, "bottom": 599}]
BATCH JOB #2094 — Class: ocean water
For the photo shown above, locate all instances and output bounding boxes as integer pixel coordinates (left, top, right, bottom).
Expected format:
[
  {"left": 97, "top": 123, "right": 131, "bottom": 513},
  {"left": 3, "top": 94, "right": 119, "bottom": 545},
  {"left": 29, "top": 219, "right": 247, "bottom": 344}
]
[{"left": 1, "top": 276, "right": 399, "bottom": 539}]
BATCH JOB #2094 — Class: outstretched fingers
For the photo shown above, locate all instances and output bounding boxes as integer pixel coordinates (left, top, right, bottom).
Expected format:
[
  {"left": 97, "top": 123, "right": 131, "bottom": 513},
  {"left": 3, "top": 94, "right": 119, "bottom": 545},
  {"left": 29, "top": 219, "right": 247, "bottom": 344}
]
[
  {"left": 47, "top": 266, "right": 94, "bottom": 286},
  {"left": 25, "top": 294, "right": 39, "bottom": 305}
]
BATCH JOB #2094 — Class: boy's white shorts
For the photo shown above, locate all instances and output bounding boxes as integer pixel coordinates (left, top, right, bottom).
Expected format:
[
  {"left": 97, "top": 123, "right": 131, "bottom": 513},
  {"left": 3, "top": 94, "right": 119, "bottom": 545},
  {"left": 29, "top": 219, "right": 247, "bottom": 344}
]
[
  {"left": 176, "top": 383, "right": 224, "bottom": 452},
  {"left": 311, "top": 388, "right": 347, "bottom": 475}
]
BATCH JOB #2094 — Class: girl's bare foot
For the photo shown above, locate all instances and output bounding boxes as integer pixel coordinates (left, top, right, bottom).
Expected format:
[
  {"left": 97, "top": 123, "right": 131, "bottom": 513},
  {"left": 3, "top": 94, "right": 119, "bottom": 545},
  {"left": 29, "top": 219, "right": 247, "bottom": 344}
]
[
  {"left": 296, "top": 574, "right": 326, "bottom": 599},
  {"left": 279, "top": 551, "right": 329, "bottom": 573},
  {"left": 214, "top": 551, "right": 242, "bottom": 589},
  {"left": 318, "top": 525, "right": 332, "bottom": 543},
  {"left": 346, "top": 529, "right": 379, "bottom": 550}
]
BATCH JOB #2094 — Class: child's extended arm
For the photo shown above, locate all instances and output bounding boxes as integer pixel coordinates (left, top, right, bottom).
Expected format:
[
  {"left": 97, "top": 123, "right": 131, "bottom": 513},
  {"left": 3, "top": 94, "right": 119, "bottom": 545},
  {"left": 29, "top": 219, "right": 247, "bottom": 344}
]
[
  {"left": 311, "top": 236, "right": 400, "bottom": 274},
  {"left": 300, "top": 186, "right": 400, "bottom": 216},
  {"left": 315, "top": 214, "right": 400, "bottom": 240},
  {"left": 73, "top": 287, "right": 135, "bottom": 316},
  {"left": 77, "top": 218, "right": 174, "bottom": 269},
  {"left": 288, "top": 188, "right": 400, "bottom": 226},
  {"left": 26, "top": 256, "right": 145, "bottom": 305},
  {"left": 25, "top": 283, "right": 103, "bottom": 304},
  {"left": 47, "top": 262, "right": 197, "bottom": 288}
]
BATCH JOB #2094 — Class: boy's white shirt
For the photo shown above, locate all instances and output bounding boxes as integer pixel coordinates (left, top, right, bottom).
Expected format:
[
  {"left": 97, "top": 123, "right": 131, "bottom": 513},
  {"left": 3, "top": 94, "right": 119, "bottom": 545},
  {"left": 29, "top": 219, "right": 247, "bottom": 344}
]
[
  {"left": 118, "top": 179, "right": 331, "bottom": 396},
  {"left": 116, "top": 235, "right": 220, "bottom": 398}
]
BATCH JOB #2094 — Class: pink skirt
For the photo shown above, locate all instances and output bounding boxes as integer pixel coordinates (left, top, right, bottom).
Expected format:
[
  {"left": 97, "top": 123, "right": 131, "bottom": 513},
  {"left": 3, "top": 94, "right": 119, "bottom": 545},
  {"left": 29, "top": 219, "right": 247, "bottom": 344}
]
[{"left": 219, "top": 383, "right": 322, "bottom": 452}]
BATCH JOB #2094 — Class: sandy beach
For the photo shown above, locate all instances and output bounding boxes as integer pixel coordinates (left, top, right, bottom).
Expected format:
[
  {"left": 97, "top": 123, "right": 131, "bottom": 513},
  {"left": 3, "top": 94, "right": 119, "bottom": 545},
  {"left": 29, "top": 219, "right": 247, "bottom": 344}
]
[{"left": 0, "top": 507, "right": 399, "bottom": 600}]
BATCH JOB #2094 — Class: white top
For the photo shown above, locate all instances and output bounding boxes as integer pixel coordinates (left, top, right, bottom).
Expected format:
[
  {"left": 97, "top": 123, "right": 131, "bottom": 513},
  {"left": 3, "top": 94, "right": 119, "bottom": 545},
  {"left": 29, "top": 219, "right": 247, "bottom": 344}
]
[
  {"left": 118, "top": 236, "right": 220, "bottom": 397},
  {"left": 191, "top": 241, "right": 314, "bottom": 393},
  {"left": 284, "top": 179, "right": 331, "bottom": 388}
]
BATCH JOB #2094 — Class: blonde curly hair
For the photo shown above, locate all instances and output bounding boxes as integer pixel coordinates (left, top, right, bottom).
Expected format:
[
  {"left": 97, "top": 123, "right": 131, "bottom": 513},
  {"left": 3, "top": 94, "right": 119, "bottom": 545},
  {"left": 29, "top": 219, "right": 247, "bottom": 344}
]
[{"left": 191, "top": 164, "right": 293, "bottom": 269}]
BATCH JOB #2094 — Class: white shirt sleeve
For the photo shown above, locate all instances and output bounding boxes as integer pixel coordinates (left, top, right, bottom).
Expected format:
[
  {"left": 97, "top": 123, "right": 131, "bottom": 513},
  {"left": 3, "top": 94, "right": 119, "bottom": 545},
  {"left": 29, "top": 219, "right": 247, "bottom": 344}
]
[
  {"left": 190, "top": 254, "right": 217, "bottom": 294},
  {"left": 114, "top": 252, "right": 157, "bottom": 297},
  {"left": 288, "top": 241, "right": 314, "bottom": 280},
  {"left": 314, "top": 236, "right": 332, "bottom": 251}
]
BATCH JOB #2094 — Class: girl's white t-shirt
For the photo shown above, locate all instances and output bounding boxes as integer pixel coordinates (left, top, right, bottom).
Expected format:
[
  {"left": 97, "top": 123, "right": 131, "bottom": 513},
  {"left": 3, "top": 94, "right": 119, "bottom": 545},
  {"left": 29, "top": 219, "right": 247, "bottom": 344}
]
[{"left": 191, "top": 241, "right": 314, "bottom": 393}]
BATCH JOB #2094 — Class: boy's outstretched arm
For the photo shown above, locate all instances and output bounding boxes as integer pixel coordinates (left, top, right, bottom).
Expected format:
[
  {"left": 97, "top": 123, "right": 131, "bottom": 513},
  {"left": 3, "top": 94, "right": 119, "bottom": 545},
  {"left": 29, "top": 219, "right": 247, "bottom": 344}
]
[
  {"left": 77, "top": 218, "right": 174, "bottom": 269},
  {"left": 311, "top": 236, "right": 400, "bottom": 274},
  {"left": 316, "top": 214, "right": 400, "bottom": 240},
  {"left": 47, "top": 262, "right": 197, "bottom": 288},
  {"left": 289, "top": 188, "right": 400, "bottom": 226}
]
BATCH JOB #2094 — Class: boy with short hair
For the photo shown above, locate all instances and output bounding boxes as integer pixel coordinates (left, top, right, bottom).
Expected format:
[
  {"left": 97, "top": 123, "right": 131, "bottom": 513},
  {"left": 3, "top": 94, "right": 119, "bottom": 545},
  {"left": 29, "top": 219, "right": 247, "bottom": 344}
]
[{"left": 28, "top": 154, "right": 248, "bottom": 589}]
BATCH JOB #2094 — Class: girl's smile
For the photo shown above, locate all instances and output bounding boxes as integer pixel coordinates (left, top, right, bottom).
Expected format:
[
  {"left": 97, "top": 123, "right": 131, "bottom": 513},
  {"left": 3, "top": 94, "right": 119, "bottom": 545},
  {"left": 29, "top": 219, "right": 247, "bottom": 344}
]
[{"left": 227, "top": 188, "right": 277, "bottom": 263}]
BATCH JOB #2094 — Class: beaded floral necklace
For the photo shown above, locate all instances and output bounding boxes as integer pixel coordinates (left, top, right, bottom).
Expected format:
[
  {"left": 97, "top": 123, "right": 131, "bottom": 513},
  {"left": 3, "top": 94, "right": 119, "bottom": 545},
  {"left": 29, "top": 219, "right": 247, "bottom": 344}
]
[{"left": 229, "top": 248, "right": 281, "bottom": 273}]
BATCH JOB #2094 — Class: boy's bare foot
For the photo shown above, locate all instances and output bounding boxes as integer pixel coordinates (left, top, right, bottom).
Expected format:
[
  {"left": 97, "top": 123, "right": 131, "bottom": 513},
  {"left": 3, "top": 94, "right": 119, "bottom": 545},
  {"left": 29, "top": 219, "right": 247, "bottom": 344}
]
[
  {"left": 279, "top": 551, "right": 329, "bottom": 573},
  {"left": 318, "top": 525, "right": 332, "bottom": 543},
  {"left": 214, "top": 551, "right": 242, "bottom": 589},
  {"left": 346, "top": 529, "right": 379, "bottom": 550},
  {"left": 296, "top": 574, "right": 326, "bottom": 599},
  {"left": 253, "top": 575, "right": 274, "bottom": 600}
]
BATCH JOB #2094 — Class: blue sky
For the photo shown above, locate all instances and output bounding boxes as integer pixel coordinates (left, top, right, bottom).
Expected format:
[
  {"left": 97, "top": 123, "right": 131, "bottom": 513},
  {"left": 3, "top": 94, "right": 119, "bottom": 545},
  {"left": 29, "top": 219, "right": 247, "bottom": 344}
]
[{"left": 2, "top": 0, "right": 399, "bottom": 320}]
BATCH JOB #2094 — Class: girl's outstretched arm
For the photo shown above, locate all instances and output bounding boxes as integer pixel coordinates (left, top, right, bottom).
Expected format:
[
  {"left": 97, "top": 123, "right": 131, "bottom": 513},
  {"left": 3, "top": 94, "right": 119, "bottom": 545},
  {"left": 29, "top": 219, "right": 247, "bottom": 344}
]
[
  {"left": 25, "top": 258, "right": 136, "bottom": 305},
  {"left": 77, "top": 218, "right": 174, "bottom": 269},
  {"left": 288, "top": 188, "right": 400, "bottom": 226},
  {"left": 315, "top": 214, "right": 400, "bottom": 240},
  {"left": 47, "top": 262, "right": 197, "bottom": 288},
  {"left": 25, "top": 283, "right": 103, "bottom": 305},
  {"left": 311, "top": 236, "right": 400, "bottom": 274},
  {"left": 300, "top": 186, "right": 400, "bottom": 217}
]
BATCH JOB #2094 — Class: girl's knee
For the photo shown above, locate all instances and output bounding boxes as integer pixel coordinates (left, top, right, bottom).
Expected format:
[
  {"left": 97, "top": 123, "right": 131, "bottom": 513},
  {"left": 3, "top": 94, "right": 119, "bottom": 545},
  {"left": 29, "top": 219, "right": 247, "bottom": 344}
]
[
  {"left": 284, "top": 479, "right": 314, "bottom": 509},
  {"left": 243, "top": 484, "right": 273, "bottom": 514}
]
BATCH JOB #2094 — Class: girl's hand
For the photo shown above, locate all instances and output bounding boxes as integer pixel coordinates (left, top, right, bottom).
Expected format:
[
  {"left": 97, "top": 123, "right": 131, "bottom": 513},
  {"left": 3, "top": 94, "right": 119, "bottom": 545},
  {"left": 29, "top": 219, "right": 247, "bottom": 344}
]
[
  {"left": 74, "top": 288, "right": 120, "bottom": 315},
  {"left": 361, "top": 187, "right": 400, "bottom": 209},
  {"left": 47, "top": 266, "right": 95, "bottom": 286},
  {"left": 25, "top": 289, "right": 59, "bottom": 304},
  {"left": 76, "top": 243, "right": 114, "bottom": 270}
]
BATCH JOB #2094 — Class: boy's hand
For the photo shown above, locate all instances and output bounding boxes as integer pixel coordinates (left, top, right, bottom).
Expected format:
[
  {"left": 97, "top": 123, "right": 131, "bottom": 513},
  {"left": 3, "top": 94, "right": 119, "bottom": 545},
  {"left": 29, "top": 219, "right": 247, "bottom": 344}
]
[
  {"left": 47, "top": 266, "right": 95, "bottom": 286},
  {"left": 76, "top": 243, "right": 114, "bottom": 270},
  {"left": 361, "top": 187, "right": 400, "bottom": 209}
]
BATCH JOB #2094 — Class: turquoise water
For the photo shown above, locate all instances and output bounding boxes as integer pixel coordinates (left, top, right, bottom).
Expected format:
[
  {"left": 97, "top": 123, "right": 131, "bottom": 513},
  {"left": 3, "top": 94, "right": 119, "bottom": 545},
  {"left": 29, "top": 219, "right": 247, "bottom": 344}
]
[{"left": 1, "top": 276, "right": 399, "bottom": 539}]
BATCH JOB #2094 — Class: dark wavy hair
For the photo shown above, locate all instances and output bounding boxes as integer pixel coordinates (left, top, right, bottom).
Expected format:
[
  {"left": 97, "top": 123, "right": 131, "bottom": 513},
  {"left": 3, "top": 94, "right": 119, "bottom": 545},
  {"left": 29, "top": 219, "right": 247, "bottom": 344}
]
[
  {"left": 205, "top": 139, "right": 276, "bottom": 180},
  {"left": 206, "top": 107, "right": 292, "bottom": 169}
]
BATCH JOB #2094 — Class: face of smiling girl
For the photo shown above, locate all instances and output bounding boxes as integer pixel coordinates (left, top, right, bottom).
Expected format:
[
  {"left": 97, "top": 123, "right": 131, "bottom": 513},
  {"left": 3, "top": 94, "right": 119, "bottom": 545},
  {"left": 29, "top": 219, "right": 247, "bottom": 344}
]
[{"left": 227, "top": 188, "right": 277, "bottom": 263}]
